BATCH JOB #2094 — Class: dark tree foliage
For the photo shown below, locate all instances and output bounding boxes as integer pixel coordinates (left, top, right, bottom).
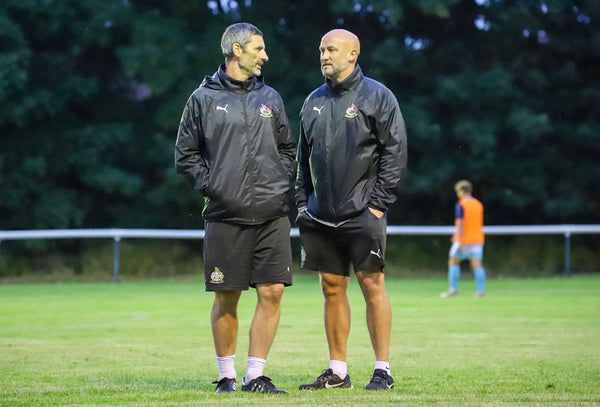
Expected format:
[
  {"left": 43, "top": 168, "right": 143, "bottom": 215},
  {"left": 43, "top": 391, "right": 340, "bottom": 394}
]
[{"left": 1, "top": 0, "right": 599, "bottom": 233}]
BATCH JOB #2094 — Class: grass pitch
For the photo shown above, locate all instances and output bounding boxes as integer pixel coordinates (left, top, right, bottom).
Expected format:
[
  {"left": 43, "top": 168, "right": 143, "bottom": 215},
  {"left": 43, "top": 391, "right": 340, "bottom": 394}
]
[{"left": 1, "top": 275, "right": 599, "bottom": 406}]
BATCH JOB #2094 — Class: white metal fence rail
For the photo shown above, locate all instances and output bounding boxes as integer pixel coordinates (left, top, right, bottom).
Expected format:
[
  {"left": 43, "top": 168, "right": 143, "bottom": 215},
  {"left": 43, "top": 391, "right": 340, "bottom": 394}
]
[{"left": 1, "top": 225, "right": 599, "bottom": 283}]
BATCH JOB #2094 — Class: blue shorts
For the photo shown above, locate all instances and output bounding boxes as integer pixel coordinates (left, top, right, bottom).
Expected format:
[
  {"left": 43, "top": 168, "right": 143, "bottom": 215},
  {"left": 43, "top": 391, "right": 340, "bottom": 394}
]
[{"left": 449, "top": 242, "right": 484, "bottom": 260}]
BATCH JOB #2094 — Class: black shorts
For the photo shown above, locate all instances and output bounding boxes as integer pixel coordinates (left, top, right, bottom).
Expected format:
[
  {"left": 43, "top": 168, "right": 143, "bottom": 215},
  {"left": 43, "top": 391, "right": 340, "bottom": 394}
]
[
  {"left": 297, "top": 208, "right": 387, "bottom": 276},
  {"left": 203, "top": 217, "right": 293, "bottom": 291}
]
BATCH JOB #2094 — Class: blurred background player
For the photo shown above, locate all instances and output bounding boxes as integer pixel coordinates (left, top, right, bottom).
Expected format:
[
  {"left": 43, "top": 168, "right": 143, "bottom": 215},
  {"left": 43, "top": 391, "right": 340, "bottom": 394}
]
[{"left": 441, "top": 180, "right": 486, "bottom": 298}]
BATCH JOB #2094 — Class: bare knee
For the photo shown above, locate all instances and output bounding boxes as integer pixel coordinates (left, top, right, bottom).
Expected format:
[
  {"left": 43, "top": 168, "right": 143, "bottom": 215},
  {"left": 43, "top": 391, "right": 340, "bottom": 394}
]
[
  {"left": 256, "top": 283, "right": 284, "bottom": 305},
  {"left": 470, "top": 258, "right": 483, "bottom": 270},
  {"left": 213, "top": 291, "right": 241, "bottom": 319},
  {"left": 449, "top": 257, "right": 460, "bottom": 267},
  {"left": 320, "top": 273, "right": 349, "bottom": 299},
  {"left": 357, "top": 272, "right": 386, "bottom": 303}
]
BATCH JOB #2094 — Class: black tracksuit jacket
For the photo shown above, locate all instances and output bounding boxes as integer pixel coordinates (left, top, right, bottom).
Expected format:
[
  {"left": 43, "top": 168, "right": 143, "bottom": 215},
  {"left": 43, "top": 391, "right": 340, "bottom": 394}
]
[
  {"left": 295, "top": 65, "right": 407, "bottom": 223},
  {"left": 175, "top": 65, "right": 296, "bottom": 224}
]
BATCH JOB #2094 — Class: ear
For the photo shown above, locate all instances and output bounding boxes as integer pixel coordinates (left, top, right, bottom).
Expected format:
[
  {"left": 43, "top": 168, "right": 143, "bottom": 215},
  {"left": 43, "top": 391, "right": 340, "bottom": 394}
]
[
  {"left": 232, "top": 42, "right": 243, "bottom": 58},
  {"left": 348, "top": 49, "right": 359, "bottom": 63}
]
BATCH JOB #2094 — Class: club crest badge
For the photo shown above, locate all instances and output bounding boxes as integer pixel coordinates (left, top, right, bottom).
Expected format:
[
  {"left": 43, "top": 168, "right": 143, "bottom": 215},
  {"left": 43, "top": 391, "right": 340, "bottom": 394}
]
[
  {"left": 259, "top": 104, "right": 273, "bottom": 118},
  {"left": 344, "top": 103, "right": 358, "bottom": 118},
  {"left": 210, "top": 267, "right": 224, "bottom": 284}
]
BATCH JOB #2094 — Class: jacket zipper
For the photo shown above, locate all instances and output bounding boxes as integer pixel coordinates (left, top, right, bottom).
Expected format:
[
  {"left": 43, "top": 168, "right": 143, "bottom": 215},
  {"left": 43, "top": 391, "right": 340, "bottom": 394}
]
[{"left": 242, "top": 93, "right": 256, "bottom": 223}]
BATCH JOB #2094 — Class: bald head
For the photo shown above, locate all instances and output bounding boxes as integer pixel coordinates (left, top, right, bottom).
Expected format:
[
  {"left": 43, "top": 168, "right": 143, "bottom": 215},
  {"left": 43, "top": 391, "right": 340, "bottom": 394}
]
[
  {"left": 319, "top": 29, "right": 361, "bottom": 82},
  {"left": 322, "top": 29, "right": 361, "bottom": 55}
]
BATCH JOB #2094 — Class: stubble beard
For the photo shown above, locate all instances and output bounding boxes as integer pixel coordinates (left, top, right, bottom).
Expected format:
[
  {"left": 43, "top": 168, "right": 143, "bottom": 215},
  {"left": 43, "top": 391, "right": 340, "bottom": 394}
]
[
  {"left": 321, "top": 61, "right": 348, "bottom": 82},
  {"left": 240, "top": 58, "right": 262, "bottom": 79},
  {"left": 321, "top": 65, "right": 334, "bottom": 79}
]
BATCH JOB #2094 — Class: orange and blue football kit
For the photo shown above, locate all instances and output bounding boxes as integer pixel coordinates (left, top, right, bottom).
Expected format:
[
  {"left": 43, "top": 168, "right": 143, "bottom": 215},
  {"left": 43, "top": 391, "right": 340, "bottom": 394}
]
[{"left": 448, "top": 197, "right": 486, "bottom": 295}]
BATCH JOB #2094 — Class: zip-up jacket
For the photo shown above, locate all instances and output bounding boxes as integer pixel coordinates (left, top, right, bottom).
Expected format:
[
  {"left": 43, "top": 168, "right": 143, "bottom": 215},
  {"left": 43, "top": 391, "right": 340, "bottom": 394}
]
[
  {"left": 295, "top": 65, "right": 407, "bottom": 223},
  {"left": 175, "top": 65, "right": 296, "bottom": 224}
]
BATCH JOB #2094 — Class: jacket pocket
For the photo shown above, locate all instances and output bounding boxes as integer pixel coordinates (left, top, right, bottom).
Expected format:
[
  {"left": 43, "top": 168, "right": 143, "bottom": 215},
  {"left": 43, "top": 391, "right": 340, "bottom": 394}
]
[
  {"left": 295, "top": 209, "right": 312, "bottom": 228},
  {"left": 196, "top": 170, "right": 211, "bottom": 197}
]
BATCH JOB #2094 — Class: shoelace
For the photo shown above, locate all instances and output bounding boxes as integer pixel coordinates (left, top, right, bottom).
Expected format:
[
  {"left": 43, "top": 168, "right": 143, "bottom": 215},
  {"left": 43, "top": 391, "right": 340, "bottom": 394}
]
[
  {"left": 213, "top": 377, "right": 234, "bottom": 385},
  {"left": 251, "top": 376, "right": 275, "bottom": 390},
  {"left": 370, "top": 373, "right": 389, "bottom": 384},
  {"left": 316, "top": 369, "right": 334, "bottom": 382}
]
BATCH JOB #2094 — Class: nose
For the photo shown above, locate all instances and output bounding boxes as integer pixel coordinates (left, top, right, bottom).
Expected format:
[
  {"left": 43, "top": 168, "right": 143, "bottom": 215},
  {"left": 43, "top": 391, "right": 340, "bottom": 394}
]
[{"left": 262, "top": 51, "right": 269, "bottom": 61}]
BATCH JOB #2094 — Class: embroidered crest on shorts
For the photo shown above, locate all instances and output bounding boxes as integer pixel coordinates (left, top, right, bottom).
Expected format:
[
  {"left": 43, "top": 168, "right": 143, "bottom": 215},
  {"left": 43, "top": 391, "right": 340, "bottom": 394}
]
[
  {"left": 259, "top": 104, "right": 273, "bottom": 118},
  {"left": 344, "top": 103, "right": 358, "bottom": 118},
  {"left": 210, "top": 267, "right": 225, "bottom": 284}
]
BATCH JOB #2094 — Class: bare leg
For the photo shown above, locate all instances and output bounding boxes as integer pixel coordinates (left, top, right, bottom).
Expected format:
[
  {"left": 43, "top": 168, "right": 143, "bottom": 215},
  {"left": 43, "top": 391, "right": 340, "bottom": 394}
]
[
  {"left": 248, "top": 283, "right": 285, "bottom": 358},
  {"left": 449, "top": 256, "right": 461, "bottom": 267},
  {"left": 211, "top": 291, "right": 241, "bottom": 356},
  {"left": 356, "top": 270, "right": 391, "bottom": 361},
  {"left": 470, "top": 257, "right": 482, "bottom": 270},
  {"left": 321, "top": 272, "right": 351, "bottom": 361}
]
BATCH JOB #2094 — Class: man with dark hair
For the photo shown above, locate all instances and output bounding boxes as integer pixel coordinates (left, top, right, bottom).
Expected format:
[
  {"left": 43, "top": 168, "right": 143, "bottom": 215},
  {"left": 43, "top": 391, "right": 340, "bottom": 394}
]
[
  {"left": 175, "top": 22, "right": 295, "bottom": 394},
  {"left": 441, "top": 180, "right": 486, "bottom": 298},
  {"left": 296, "top": 29, "right": 407, "bottom": 391}
]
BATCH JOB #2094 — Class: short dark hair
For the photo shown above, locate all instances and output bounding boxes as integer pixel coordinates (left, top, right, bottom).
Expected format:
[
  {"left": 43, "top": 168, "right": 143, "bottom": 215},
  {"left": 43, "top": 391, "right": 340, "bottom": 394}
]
[{"left": 221, "top": 23, "right": 263, "bottom": 61}]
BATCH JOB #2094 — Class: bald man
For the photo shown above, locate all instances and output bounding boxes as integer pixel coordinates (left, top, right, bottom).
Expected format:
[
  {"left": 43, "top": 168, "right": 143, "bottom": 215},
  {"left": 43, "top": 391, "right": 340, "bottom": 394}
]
[{"left": 295, "top": 29, "right": 407, "bottom": 391}]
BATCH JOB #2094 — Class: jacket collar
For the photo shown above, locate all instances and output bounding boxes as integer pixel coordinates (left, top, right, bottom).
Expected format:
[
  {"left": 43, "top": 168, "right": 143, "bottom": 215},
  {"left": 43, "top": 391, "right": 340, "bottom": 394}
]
[
  {"left": 326, "top": 64, "right": 363, "bottom": 94},
  {"left": 202, "top": 64, "right": 265, "bottom": 92},
  {"left": 217, "top": 64, "right": 263, "bottom": 92}
]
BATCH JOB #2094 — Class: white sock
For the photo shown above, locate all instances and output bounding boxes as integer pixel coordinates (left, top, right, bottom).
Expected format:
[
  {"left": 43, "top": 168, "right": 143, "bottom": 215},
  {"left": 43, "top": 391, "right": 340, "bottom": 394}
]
[
  {"left": 375, "top": 360, "right": 391, "bottom": 376},
  {"left": 216, "top": 355, "right": 236, "bottom": 380},
  {"left": 330, "top": 360, "right": 347, "bottom": 379},
  {"left": 244, "top": 356, "right": 266, "bottom": 384}
]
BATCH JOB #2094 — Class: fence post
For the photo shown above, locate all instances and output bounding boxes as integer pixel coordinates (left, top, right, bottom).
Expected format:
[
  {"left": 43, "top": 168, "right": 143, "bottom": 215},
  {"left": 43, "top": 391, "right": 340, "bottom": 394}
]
[
  {"left": 564, "top": 232, "right": 571, "bottom": 276},
  {"left": 113, "top": 236, "right": 121, "bottom": 283}
]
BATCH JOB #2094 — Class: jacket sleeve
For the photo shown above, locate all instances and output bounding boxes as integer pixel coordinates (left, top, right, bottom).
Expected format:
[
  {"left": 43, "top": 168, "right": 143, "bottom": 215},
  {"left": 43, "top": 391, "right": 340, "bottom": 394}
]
[
  {"left": 274, "top": 94, "right": 297, "bottom": 184},
  {"left": 174, "top": 92, "right": 210, "bottom": 193},
  {"left": 294, "top": 111, "right": 313, "bottom": 209},
  {"left": 369, "top": 90, "right": 407, "bottom": 211}
]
